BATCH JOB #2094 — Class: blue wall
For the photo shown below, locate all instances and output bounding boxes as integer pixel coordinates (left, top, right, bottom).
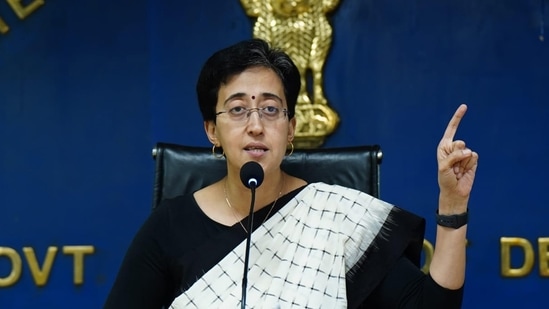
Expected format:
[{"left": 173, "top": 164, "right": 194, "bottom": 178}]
[{"left": 1, "top": 0, "right": 548, "bottom": 307}]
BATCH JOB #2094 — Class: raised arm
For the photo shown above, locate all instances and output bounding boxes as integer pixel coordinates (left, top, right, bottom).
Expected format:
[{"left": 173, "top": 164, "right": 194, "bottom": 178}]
[{"left": 429, "top": 104, "right": 479, "bottom": 289}]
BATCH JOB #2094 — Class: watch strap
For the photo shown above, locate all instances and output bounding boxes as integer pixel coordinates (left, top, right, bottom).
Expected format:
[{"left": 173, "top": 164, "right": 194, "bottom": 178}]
[{"left": 436, "top": 209, "right": 468, "bottom": 229}]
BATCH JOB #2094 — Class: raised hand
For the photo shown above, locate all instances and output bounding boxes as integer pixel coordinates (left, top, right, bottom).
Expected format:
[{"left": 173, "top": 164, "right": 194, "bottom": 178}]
[{"left": 437, "top": 104, "right": 479, "bottom": 211}]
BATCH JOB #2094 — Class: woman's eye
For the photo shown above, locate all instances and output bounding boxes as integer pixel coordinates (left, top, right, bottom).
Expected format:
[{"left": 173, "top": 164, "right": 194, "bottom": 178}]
[
  {"left": 229, "top": 106, "right": 246, "bottom": 114},
  {"left": 264, "top": 106, "right": 279, "bottom": 114}
]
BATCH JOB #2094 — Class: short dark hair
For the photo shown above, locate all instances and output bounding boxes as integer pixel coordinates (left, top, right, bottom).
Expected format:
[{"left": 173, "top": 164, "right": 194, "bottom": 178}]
[{"left": 196, "top": 38, "right": 300, "bottom": 122}]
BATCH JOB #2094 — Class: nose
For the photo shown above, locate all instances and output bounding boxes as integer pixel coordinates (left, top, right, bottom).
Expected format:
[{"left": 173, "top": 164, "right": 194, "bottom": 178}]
[
  {"left": 246, "top": 109, "right": 264, "bottom": 135},
  {"left": 246, "top": 108, "right": 263, "bottom": 119}
]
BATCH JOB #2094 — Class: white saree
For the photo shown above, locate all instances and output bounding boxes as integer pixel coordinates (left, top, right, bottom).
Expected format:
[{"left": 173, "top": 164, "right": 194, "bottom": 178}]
[{"left": 170, "top": 183, "right": 396, "bottom": 308}]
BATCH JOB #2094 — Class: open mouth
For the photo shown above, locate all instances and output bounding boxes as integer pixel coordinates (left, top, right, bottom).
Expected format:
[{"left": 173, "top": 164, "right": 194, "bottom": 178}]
[{"left": 245, "top": 147, "right": 268, "bottom": 153}]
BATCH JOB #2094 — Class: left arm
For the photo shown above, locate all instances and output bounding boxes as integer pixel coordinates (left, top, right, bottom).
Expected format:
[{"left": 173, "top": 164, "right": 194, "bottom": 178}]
[{"left": 429, "top": 104, "right": 479, "bottom": 289}]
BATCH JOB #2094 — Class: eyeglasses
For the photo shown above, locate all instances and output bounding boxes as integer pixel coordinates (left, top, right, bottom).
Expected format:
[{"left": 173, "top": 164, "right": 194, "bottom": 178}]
[{"left": 215, "top": 106, "right": 288, "bottom": 122}]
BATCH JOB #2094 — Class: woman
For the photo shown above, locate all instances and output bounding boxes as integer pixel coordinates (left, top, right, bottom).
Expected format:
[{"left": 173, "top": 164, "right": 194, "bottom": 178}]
[{"left": 104, "top": 39, "right": 478, "bottom": 308}]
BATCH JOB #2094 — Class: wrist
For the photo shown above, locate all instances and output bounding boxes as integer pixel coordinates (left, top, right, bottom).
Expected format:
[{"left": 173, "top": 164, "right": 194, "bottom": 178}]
[
  {"left": 436, "top": 209, "right": 468, "bottom": 229},
  {"left": 438, "top": 193, "right": 468, "bottom": 214}
]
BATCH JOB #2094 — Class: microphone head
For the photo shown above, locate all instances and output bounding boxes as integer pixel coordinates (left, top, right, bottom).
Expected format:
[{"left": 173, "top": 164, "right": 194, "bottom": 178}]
[{"left": 240, "top": 161, "right": 264, "bottom": 189}]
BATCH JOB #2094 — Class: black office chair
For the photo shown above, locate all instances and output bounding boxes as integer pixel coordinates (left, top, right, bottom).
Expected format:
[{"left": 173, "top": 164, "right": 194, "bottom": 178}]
[{"left": 151, "top": 142, "right": 383, "bottom": 209}]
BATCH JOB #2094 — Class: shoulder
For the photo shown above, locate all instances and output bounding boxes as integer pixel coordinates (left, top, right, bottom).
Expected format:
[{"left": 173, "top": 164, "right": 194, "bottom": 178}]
[
  {"left": 302, "top": 182, "right": 411, "bottom": 222},
  {"left": 153, "top": 193, "right": 200, "bottom": 224},
  {"left": 134, "top": 193, "right": 202, "bottom": 244},
  {"left": 136, "top": 193, "right": 207, "bottom": 255},
  {"left": 156, "top": 193, "right": 197, "bottom": 212},
  {"left": 119, "top": 195, "right": 198, "bottom": 265},
  {"left": 304, "top": 182, "right": 379, "bottom": 205}
]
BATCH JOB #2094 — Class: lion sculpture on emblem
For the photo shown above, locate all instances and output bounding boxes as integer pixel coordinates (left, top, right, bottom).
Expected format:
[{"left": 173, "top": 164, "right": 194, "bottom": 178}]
[{"left": 240, "top": 0, "right": 341, "bottom": 148}]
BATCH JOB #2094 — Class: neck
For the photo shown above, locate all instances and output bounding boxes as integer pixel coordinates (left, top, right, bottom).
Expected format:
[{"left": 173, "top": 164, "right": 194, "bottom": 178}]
[{"left": 224, "top": 171, "right": 285, "bottom": 214}]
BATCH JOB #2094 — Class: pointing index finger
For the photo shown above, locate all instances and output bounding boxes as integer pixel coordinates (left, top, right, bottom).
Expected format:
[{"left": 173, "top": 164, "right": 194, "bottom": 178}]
[{"left": 442, "top": 104, "right": 467, "bottom": 141}]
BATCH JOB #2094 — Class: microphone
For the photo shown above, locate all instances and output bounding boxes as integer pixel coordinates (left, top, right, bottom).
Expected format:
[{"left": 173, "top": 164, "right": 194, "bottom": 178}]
[
  {"left": 240, "top": 161, "right": 264, "bottom": 189},
  {"left": 239, "top": 161, "right": 264, "bottom": 309}
]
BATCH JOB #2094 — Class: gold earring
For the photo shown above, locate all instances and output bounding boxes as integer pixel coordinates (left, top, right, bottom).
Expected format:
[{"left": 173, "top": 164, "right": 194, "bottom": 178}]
[
  {"left": 286, "top": 141, "right": 294, "bottom": 157},
  {"left": 212, "top": 144, "right": 225, "bottom": 159}
]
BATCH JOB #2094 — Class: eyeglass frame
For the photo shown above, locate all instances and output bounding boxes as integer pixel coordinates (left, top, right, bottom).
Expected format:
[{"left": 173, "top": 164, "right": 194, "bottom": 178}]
[{"left": 215, "top": 106, "right": 288, "bottom": 122}]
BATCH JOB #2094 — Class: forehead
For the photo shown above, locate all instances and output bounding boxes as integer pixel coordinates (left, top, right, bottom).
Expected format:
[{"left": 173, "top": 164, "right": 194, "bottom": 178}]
[{"left": 218, "top": 67, "right": 285, "bottom": 101}]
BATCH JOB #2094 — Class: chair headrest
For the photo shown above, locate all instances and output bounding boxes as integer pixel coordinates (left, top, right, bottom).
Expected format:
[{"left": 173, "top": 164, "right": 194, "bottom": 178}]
[{"left": 151, "top": 143, "right": 382, "bottom": 209}]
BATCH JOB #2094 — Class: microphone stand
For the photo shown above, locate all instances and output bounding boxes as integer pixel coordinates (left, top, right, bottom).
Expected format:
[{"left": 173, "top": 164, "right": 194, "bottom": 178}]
[{"left": 241, "top": 183, "right": 256, "bottom": 309}]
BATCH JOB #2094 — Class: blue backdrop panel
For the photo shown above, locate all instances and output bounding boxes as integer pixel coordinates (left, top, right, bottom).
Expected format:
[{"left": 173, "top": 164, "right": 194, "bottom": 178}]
[
  {"left": 1, "top": 1, "right": 153, "bottom": 308},
  {"left": 1, "top": 0, "right": 548, "bottom": 308}
]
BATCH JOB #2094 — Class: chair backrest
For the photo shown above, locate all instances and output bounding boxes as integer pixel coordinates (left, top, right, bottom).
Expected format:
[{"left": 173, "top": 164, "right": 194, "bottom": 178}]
[{"left": 151, "top": 142, "right": 383, "bottom": 209}]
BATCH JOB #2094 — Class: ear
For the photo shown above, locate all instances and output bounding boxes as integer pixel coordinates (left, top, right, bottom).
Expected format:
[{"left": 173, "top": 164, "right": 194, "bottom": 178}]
[
  {"left": 204, "top": 120, "right": 218, "bottom": 145},
  {"left": 287, "top": 117, "right": 296, "bottom": 142}
]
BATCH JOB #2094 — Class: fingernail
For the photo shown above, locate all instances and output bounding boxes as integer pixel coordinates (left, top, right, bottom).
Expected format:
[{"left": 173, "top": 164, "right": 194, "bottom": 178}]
[{"left": 463, "top": 149, "right": 472, "bottom": 155}]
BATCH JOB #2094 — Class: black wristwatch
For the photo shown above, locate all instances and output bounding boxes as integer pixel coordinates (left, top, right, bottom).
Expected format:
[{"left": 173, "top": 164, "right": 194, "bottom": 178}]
[{"left": 435, "top": 209, "right": 468, "bottom": 229}]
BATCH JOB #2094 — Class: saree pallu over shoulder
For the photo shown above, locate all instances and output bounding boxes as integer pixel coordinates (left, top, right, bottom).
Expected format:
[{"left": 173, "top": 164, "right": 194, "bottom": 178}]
[{"left": 170, "top": 183, "right": 425, "bottom": 309}]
